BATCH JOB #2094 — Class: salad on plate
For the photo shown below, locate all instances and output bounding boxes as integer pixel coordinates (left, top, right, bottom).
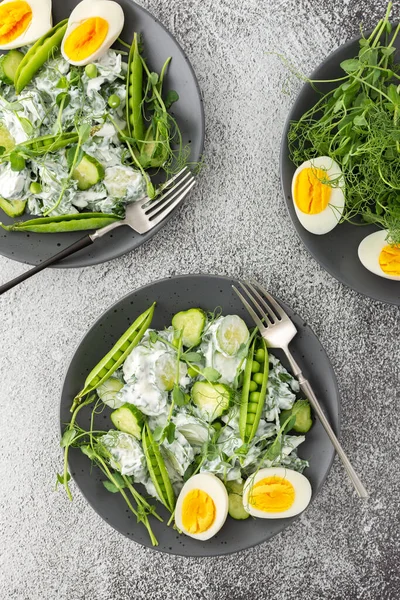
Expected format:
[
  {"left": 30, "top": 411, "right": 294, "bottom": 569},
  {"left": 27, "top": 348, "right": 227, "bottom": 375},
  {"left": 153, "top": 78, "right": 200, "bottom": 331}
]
[
  {"left": 60, "top": 303, "right": 313, "bottom": 546},
  {"left": 0, "top": 0, "right": 187, "bottom": 233},
  {"left": 287, "top": 2, "right": 400, "bottom": 281}
]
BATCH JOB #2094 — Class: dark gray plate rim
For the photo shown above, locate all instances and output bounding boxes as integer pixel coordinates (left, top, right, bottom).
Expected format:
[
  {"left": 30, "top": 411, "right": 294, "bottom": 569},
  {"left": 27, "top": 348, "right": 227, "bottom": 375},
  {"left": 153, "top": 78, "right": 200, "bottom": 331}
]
[
  {"left": 0, "top": 0, "right": 205, "bottom": 269},
  {"left": 59, "top": 273, "right": 340, "bottom": 557},
  {"left": 280, "top": 29, "right": 400, "bottom": 306}
]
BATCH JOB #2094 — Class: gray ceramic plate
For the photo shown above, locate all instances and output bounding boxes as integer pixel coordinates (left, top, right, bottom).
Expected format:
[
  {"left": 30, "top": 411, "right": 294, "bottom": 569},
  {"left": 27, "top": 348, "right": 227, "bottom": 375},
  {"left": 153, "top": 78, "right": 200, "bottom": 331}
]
[
  {"left": 60, "top": 274, "right": 340, "bottom": 557},
  {"left": 280, "top": 33, "right": 400, "bottom": 305},
  {"left": 0, "top": 0, "right": 204, "bottom": 268}
]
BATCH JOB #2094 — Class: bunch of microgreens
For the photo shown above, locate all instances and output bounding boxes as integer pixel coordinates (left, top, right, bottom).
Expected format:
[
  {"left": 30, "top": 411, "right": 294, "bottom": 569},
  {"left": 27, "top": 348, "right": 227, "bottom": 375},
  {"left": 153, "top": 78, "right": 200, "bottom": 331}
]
[{"left": 288, "top": 2, "right": 400, "bottom": 243}]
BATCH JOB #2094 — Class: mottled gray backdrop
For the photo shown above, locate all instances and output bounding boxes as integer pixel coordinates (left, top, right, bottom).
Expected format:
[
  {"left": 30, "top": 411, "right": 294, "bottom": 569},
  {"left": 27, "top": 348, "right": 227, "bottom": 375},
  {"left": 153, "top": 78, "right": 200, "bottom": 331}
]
[{"left": 1, "top": 0, "right": 399, "bottom": 598}]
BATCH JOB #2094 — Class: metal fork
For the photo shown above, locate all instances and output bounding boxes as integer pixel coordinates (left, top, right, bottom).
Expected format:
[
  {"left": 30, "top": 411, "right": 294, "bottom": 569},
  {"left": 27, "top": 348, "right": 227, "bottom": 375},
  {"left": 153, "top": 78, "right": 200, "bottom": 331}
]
[
  {"left": 233, "top": 278, "right": 368, "bottom": 499},
  {"left": 0, "top": 167, "right": 195, "bottom": 295}
]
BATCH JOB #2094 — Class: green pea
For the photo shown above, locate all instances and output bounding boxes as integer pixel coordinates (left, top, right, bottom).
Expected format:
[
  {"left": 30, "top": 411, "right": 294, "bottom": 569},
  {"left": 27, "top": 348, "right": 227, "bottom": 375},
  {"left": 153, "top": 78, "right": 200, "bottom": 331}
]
[
  {"left": 29, "top": 182, "right": 42, "bottom": 194},
  {"left": 10, "top": 154, "right": 26, "bottom": 172},
  {"left": 188, "top": 367, "right": 197, "bottom": 378},
  {"left": 120, "top": 340, "right": 130, "bottom": 351},
  {"left": 250, "top": 391, "right": 260, "bottom": 403},
  {"left": 248, "top": 402, "right": 258, "bottom": 414},
  {"left": 249, "top": 380, "right": 258, "bottom": 392},
  {"left": 251, "top": 361, "right": 261, "bottom": 373},
  {"left": 255, "top": 348, "right": 265, "bottom": 362},
  {"left": 108, "top": 94, "right": 121, "bottom": 109},
  {"left": 253, "top": 372, "right": 264, "bottom": 385},
  {"left": 247, "top": 413, "right": 256, "bottom": 425},
  {"left": 85, "top": 63, "right": 98, "bottom": 79}
]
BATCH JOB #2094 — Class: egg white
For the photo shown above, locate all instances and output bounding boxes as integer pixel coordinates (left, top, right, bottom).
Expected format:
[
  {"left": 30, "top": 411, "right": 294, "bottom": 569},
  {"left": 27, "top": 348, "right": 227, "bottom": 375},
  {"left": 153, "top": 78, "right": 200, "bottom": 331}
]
[
  {"left": 61, "top": 0, "right": 124, "bottom": 66},
  {"left": 0, "top": 0, "right": 52, "bottom": 50},
  {"left": 243, "top": 467, "right": 312, "bottom": 519},
  {"left": 175, "top": 473, "right": 229, "bottom": 540},
  {"left": 358, "top": 229, "right": 400, "bottom": 281},
  {"left": 291, "top": 156, "right": 345, "bottom": 235}
]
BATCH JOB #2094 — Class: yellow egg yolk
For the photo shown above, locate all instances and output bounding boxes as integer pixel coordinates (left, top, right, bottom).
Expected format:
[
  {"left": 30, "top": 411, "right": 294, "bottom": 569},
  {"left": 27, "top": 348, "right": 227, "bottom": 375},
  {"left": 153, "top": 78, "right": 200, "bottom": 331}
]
[
  {"left": 379, "top": 244, "right": 400, "bottom": 276},
  {"left": 181, "top": 489, "right": 216, "bottom": 534},
  {"left": 0, "top": 1, "right": 32, "bottom": 45},
  {"left": 294, "top": 167, "right": 331, "bottom": 214},
  {"left": 249, "top": 476, "right": 295, "bottom": 513},
  {"left": 64, "top": 17, "right": 109, "bottom": 62}
]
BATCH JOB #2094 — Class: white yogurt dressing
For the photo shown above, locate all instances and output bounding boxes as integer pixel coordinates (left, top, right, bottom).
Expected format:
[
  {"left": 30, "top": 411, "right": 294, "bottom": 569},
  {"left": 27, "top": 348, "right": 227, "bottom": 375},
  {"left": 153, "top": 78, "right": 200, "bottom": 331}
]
[
  {"left": 99, "top": 430, "right": 148, "bottom": 481},
  {"left": 200, "top": 318, "right": 246, "bottom": 386}
]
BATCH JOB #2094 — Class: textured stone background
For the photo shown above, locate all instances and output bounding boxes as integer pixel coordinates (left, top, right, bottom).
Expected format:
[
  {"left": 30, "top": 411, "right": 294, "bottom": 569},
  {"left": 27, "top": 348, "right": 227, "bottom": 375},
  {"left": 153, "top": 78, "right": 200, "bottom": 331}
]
[{"left": 1, "top": 0, "right": 399, "bottom": 598}]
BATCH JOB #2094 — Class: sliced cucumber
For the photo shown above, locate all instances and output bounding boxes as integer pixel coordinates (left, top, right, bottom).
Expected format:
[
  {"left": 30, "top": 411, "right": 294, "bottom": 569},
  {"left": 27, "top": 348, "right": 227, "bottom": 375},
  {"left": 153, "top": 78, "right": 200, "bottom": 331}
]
[
  {"left": 191, "top": 381, "right": 232, "bottom": 421},
  {"left": 0, "top": 198, "right": 26, "bottom": 217},
  {"left": 226, "top": 480, "right": 249, "bottom": 520},
  {"left": 97, "top": 377, "right": 124, "bottom": 409},
  {"left": 0, "top": 122, "right": 15, "bottom": 153},
  {"left": 172, "top": 308, "right": 206, "bottom": 347},
  {"left": 280, "top": 399, "right": 312, "bottom": 434},
  {"left": 216, "top": 315, "right": 249, "bottom": 356},
  {"left": 155, "top": 353, "right": 176, "bottom": 391},
  {"left": 72, "top": 154, "right": 105, "bottom": 191},
  {"left": 111, "top": 404, "right": 144, "bottom": 439},
  {"left": 0, "top": 50, "right": 24, "bottom": 85}
]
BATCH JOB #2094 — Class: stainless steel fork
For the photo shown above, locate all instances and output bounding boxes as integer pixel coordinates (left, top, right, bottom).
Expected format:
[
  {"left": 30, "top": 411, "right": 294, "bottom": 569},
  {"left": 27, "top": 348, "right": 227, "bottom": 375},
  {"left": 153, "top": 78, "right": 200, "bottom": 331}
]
[
  {"left": 233, "top": 278, "right": 368, "bottom": 499},
  {"left": 0, "top": 167, "right": 195, "bottom": 295}
]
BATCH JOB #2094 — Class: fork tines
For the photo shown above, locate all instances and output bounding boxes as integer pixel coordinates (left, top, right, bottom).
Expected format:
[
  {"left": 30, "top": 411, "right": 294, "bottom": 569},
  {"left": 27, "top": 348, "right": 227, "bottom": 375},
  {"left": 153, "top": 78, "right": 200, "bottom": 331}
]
[
  {"left": 143, "top": 167, "right": 196, "bottom": 224},
  {"left": 232, "top": 279, "right": 288, "bottom": 331}
]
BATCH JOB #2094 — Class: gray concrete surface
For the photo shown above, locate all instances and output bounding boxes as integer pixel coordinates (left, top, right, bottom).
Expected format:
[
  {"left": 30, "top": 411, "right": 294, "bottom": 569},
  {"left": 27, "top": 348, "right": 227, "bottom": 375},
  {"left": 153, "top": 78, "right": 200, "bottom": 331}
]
[{"left": 1, "top": 0, "right": 399, "bottom": 598}]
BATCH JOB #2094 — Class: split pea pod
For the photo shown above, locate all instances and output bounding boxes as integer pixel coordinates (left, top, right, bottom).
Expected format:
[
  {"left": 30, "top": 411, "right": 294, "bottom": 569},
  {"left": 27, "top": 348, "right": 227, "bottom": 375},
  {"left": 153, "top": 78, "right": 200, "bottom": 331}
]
[
  {"left": 126, "top": 32, "right": 144, "bottom": 147},
  {"left": 72, "top": 303, "right": 156, "bottom": 410},
  {"left": 15, "top": 132, "right": 79, "bottom": 155},
  {"left": 142, "top": 423, "right": 175, "bottom": 513},
  {"left": 239, "top": 338, "right": 269, "bottom": 443},
  {"left": 0, "top": 212, "right": 122, "bottom": 233},
  {"left": 15, "top": 20, "right": 68, "bottom": 94}
]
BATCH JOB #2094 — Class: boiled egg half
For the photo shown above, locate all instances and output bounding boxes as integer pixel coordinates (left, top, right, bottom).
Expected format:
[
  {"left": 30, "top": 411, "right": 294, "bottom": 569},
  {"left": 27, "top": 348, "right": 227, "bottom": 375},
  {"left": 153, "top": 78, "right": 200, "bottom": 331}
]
[
  {"left": 61, "top": 0, "right": 124, "bottom": 66},
  {"left": 358, "top": 230, "right": 400, "bottom": 281},
  {"left": 0, "top": 0, "right": 52, "bottom": 50},
  {"left": 292, "top": 156, "right": 345, "bottom": 235},
  {"left": 175, "top": 473, "right": 229, "bottom": 540},
  {"left": 243, "top": 467, "right": 311, "bottom": 519}
]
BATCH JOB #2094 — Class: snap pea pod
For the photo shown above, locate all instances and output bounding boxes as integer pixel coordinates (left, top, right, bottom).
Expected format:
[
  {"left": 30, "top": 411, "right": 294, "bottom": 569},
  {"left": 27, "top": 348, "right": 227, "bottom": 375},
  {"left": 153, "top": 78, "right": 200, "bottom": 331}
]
[
  {"left": 72, "top": 303, "right": 156, "bottom": 410},
  {"left": 14, "top": 132, "right": 79, "bottom": 156},
  {"left": 0, "top": 212, "right": 122, "bottom": 233},
  {"left": 126, "top": 32, "right": 144, "bottom": 147},
  {"left": 15, "top": 20, "right": 68, "bottom": 94},
  {"left": 239, "top": 338, "right": 269, "bottom": 443},
  {"left": 142, "top": 423, "right": 175, "bottom": 513}
]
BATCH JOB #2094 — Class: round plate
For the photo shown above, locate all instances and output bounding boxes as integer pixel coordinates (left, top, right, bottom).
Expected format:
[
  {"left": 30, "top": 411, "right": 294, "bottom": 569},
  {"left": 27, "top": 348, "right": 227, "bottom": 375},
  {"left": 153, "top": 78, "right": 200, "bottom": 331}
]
[
  {"left": 280, "top": 34, "right": 400, "bottom": 305},
  {"left": 60, "top": 274, "right": 340, "bottom": 557},
  {"left": 0, "top": 0, "right": 204, "bottom": 268}
]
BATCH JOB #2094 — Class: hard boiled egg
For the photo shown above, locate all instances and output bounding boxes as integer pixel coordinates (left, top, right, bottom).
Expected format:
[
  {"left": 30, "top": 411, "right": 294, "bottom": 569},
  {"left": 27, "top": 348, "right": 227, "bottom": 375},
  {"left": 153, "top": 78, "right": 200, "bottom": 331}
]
[
  {"left": 61, "top": 0, "right": 124, "bottom": 66},
  {"left": 175, "top": 473, "right": 229, "bottom": 540},
  {"left": 358, "top": 230, "right": 400, "bottom": 281},
  {"left": 0, "top": 0, "right": 52, "bottom": 50},
  {"left": 292, "top": 156, "right": 345, "bottom": 235},
  {"left": 243, "top": 467, "right": 311, "bottom": 519}
]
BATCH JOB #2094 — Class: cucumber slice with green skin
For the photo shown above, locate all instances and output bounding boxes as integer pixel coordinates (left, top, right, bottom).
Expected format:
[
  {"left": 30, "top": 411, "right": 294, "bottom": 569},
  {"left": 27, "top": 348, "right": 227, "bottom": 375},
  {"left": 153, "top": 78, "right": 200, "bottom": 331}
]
[
  {"left": 97, "top": 377, "right": 124, "bottom": 408},
  {"left": 0, "top": 198, "right": 27, "bottom": 217},
  {"left": 191, "top": 381, "right": 233, "bottom": 421},
  {"left": 216, "top": 315, "right": 249, "bottom": 356},
  {"left": 72, "top": 154, "right": 105, "bottom": 190},
  {"left": 111, "top": 404, "right": 144, "bottom": 439},
  {"left": 226, "top": 481, "right": 249, "bottom": 520},
  {"left": 0, "top": 50, "right": 24, "bottom": 85},
  {"left": 280, "top": 400, "right": 313, "bottom": 433},
  {"left": 172, "top": 308, "right": 206, "bottom": 347}
]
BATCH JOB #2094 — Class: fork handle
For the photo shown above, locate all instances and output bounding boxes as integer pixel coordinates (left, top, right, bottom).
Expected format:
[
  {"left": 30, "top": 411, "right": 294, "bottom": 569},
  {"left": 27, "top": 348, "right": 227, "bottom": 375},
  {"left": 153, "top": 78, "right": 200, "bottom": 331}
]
[
  {"left": 0, "top": 235, "right": 93, "bottom": 295},
  {"left": 284, "top": 348, "right": 368, "bottom": 499}
]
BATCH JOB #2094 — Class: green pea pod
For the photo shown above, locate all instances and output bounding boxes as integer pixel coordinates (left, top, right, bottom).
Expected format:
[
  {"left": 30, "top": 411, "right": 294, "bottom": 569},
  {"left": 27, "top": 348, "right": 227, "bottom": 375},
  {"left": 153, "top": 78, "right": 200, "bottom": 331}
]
[
  {"left": 15, "top": 133, "right": 79, "bottom": 156},
  {"left": 142, "top": 423, "right": 175, "bottom": 512},
  {"left": 72, "top": 303, "right": 156, "bottom": 410},
  {"left": 126, "top": 32, "right": 144, "bottom": 147},
  {"left": 0, "top": 212, "right": 122, "bottom": 233},
  {"left": 15, "top": 20, "right": 68, "bottom": 94},
  {"left": 239, "top": 338, "right": 269, "bottom": 443}
]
